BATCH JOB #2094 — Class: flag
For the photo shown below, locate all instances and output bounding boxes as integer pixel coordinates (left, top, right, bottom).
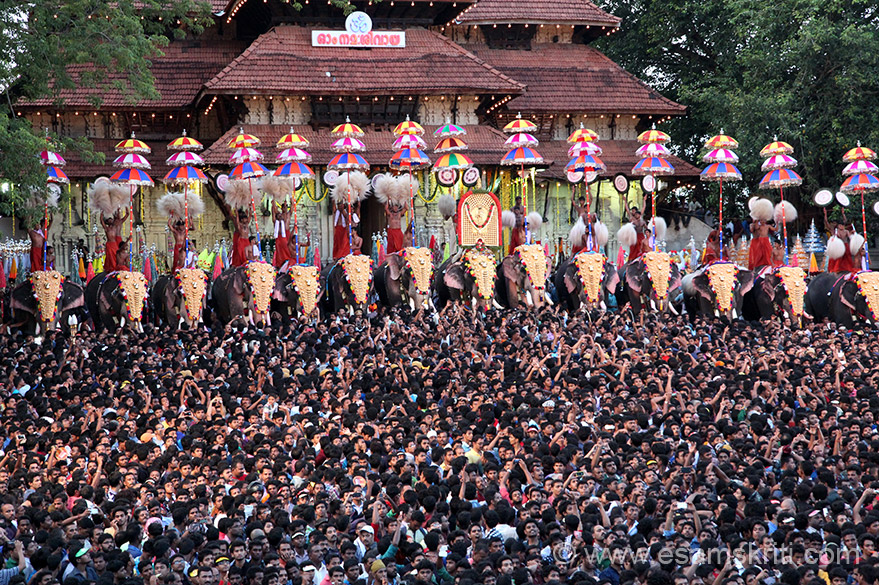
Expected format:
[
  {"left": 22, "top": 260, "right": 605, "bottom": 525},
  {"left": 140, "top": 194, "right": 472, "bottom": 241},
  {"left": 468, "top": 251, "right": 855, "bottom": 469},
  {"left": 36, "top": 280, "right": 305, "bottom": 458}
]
[
  {"left": 78, "top": 257, "right": 86, "bottom": 279},
  {"left": 0, "top": 260, "right": 6, "bottom": 289},
  {"left": 212, "top": 253, "right": 223, "bottom": 280},
  {"left": 429, "top": 235, "right": 437, "bottom": 250},
  {"left": 86, "top": 261, "right": 95, "bottom": 283},
  {"left": 143, "top": 254, "right": 152, "bottom": 283},
  {"left": 616, "top": 245, "right": 625, "bottom": 269},
  {"left": 9, "top": 257, "right": 17, "bottom": 281},
  {"left": 809, "top": 253, "right": 819, "bottom": 273},
  {"left": 313, "top": 244, "right": 320, "bottom": 268}
]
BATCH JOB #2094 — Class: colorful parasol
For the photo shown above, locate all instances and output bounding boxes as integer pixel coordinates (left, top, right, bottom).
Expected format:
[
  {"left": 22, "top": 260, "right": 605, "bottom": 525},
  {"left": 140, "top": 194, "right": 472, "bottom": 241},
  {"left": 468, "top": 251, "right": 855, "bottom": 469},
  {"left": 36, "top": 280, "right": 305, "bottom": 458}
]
[
  {"left": 331, "top": 117, "right": 365, "bottom": 138},
  {"left": 227, "top": 129, "right": 260, "bottom": 149},
  {"left": 229, "top": 161, "right": 269, "bottom": 180},
  {"left": 229, "top": 148, "right": 264, "bottom": 164},
  {"left": 46, "top": 166, "right": 69, "bottom": 184},
  {"left": 504, "top": 133, "right": 539, "bottom": 148},
  {"left": 632, "top": 157, "right": 675, "bottom": 175},
  {"left": 276, "top": 127, "right": 309, "bottom": 149},
  {"left": 163, "top": 166, "right": 208, "bottom": 185},
  {"left": 433, "top": 152, "right": 474, "bottom": 170},
  {"left": 700, "top": 162, "right": 742, "bottom": 181},
  {"left": 702, "top": 132, "right": 742, "bottom": 260},
  {"left": 274, "top": 162, "right": 315, "bottom": 179},
  {"left": 759, "top": 143, "right": 802, "bottom": 266},
  {"left": 702, "top": 148, "right": 739, "bottom": 164},
  {"left": 434, "top": 122, "right": 467, "bottom": 138},
  {"left": 115, "top": 134, "right": 151, "bottom": 154},
  {"left": 393, "top": 116, "right": 424, "bottom": 136},
  {"left": 568, "top": 141, "right": 602, "bottom": 157},
  {"left": 392, "top": 134, "right": 427, "bottom": 150},
  {"left": 635, "top": 143, "right": 671, "bottom": 159},
  {"left": 389, "top": 148, "right": 431, "bottom": 170},
  {"left": 759, "top": 140, "right": 794, "bottom": 157},
  {"left": 331, "top": 137, "right": 366, "bottom": 153},
  {"left": 566, "top": 154, "right": 606, "bottom": 173},
  {"left": 637, "top": 126, "right": 671, "bottom": 144},
  {"left": 567, "top": 125, "right": 599, "bottom": 143},
  {"left": 632, "top": 130, "right": 675, "bottom": 253},
  {"left": 843, "top": 160, "right": 879, "bottom": 176},
  {"left": 40, "top": 151, "right": 66, "bottom": 166},
  {"left": 276, "top": 147, "right": 313, "bottom": 163},
  {"left": 839, "top": 144, "right": 879, "bottom": 270},
  {"left": 166, "top": 151, "right": 205, "bottom": 167},
  {"left": 843, "top": 143, "right": 877, "bottom": 162},
  {"left": 110, "top": 167, "right": 154, "bottom": 186},
  {"left": 434, "top": 136, "right": 469, "bottom": 153},
  {"left": 704, "top": 132, "right": 739, "bottom": 149},
  {"left": 840, "top": 173, "right": 879, "bottom": 193},
  {"left": 168, "top": 130, "right": 204, "bottom": 152},
  {"left": 500, "top": 147, "right": 544, "bottom": 166},
  {"left": 327, "top": 152, "right": 370, "bottom": 172},
  {"left": 502, "top": 113, "right": 537, "bottom": 134},
  {"left": 113, "top": 153, "right": 151, "bottom": 169},
  {"left": 759, "top": 168, "right": 802, "bottom": 189},
  {"left": 761, "top": 154, "right": 798, "bottom": 172}
]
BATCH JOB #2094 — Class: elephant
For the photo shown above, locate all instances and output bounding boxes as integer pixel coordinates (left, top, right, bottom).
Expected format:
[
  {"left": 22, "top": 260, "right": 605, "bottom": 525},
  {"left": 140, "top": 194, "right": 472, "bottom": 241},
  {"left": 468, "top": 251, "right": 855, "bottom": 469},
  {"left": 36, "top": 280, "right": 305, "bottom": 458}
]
[
  {"left": 433, "top": 247, "right": 498, "bottom": 312},
  {"left": 85, "top": 271, "right": 150, "bottom": 333},
  {"left": 743, "top": 266, "right": 808, "bottom": 323},
  {"left": 151, "top": 269, "right": 209, "bottom": 330},
  {"left": 617, "top": 252, "right": 683, "bottom": 314},
  {"left": 682, "top": 263, "right": 755, "bottom": 320},
  {"left": 321, "top": 255, "right": 373, "bottom": 315},
  {"left": 271, "top": 265, "right": 321, "bottom": 321},
  {"left": 211, "top": 262, "right": 277, "bottom": 327},
  {"left": 805, "top": 271, "right": 879, "bottom": 327},
  {"left": 553, "top": 253, "right": 619, "bottom": 313},
  {"left": 9, "top": 271, "right": 86, "bottom": 335},
  {"left": 374, "top": 248, "right": 433, "bottom": 312},
  {"left": 495, "top": 244, "right": 552, "bottom": 310}
]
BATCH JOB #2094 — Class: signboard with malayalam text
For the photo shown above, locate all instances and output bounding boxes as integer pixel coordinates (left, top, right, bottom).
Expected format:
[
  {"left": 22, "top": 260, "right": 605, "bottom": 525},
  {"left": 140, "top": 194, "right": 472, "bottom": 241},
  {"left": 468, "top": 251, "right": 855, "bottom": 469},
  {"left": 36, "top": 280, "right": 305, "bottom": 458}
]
[{"left": 312, "top": 11, "right": 406, "bottom": 48}]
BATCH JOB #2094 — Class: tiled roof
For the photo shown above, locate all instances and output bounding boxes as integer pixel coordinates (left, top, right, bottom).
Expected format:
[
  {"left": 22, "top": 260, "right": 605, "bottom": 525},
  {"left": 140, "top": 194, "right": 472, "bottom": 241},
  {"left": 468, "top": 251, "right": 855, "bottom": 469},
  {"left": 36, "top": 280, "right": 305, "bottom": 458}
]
[
  {"left": 538, "top": 139, "right": 700, "bottom": 179},
  {"left": 202, "top": 26, "right": 524, "bottom": 96},
  {"left": 61, "top": 139, "right": 175, "bottom": 179},
  {"left": 16, "top": 40, "right": 246, "bottom": 109},
  {"left": 201, "top": 124, "right": 512, "bottom": 167},
  {"left": 454, "top": 0, "right": 620, "bottom": 27},
  {"left": 465, "top": 44, "right": 686, "bottom": 116}
]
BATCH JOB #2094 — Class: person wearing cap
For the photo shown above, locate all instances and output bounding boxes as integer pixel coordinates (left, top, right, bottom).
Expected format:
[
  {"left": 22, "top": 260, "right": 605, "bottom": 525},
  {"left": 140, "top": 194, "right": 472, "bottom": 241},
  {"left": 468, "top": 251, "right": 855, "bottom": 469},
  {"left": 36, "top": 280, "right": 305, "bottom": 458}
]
[
  {"left": 354, "top": 524, "right": 374, "bottom": 562},
  {"left": 62, "top": 541, "right": 98, "bottom": 584}
]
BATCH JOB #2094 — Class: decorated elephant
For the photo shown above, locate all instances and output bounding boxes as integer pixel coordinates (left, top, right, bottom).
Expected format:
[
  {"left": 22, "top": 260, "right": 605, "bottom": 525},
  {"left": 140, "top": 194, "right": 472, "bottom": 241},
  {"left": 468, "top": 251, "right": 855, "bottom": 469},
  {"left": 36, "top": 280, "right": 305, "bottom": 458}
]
[
  {"left": 617, "top": 251, "right": 683, "bottom": 314},
  {"left": 9, "top": 271, "right": 86, "bottom": 335},
  {"left": 271, "top": 265, "right": 321, "bottom": 321},
  {"left": 85, "top": 271, "right": 150, "bottom": 333},
  {"left": 211, "top": 262, "right": 276, "bottom": 327},
  {"left": 805, "top": 271, "right": 879, "bottom": 327},
  {"left": 434, "top": 246, "right": 498, "bottom": 312},
  {"left": 495, "top": 244, "right": 551, "bottom": 310},
  {"left": 151, "top": 269, "right": 209, "bottom": 330},
  {"left": 682, "top": 262, "right": 755, "bottom": 320},
  {"left": 374, "top": 248, "right": 433, "bottom": 312},
  {"left": 554, "top": 253, "right": 619, "bottom": 312},
  {"left": 321, "top": 255, "right": 373, "bottom": 315},
  {"left": 742, "top": 266, "right": 808, "bottom": 323}
]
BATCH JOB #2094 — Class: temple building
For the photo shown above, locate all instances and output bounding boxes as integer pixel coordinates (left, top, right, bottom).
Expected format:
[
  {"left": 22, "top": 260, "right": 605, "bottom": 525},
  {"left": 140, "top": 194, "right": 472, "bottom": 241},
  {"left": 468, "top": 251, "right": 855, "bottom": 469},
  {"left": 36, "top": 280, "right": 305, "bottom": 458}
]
[{"left": 15, "top": 0, "right": 699, "bottom": 272}]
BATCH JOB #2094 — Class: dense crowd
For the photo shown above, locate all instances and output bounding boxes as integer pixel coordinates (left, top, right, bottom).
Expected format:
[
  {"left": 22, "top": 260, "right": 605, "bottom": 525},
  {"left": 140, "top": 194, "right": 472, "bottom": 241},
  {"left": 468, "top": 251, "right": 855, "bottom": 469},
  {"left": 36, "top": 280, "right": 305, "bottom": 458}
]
[{"left": 1, "top": 307, "right": 878, "bottom": 585}]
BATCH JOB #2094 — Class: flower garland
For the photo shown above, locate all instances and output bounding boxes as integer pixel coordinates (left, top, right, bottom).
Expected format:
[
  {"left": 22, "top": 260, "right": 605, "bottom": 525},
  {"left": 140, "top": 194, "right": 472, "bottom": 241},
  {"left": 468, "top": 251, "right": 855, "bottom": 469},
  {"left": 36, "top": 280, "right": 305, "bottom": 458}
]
[
  {"left": 775, "top": 266, "right": 806, "bottom": 318},
  {"left": 30, "top": 270, "right": 64, "bottom": 323},
  {"left": 289, "top": 265, "right": 320, "bottom": 315},
  {"left": 855, "top": 271, "right": 879, "bottom": 321},
  {"left": 706, "top": 262, "right": 738, "bottom": 312},
  {"left": 402, "top": 247, "right": 433, "bottom": 296},
  {"left": 515, "top": 243, "right": 548, "bottom": 291},
  {"left": 115, "top": 271, "right": 148, "bottom": 322},
  {"left": 245, "top": 261, "right": 277, "bottom": 315},
  {"left": 175, "top": 268, "right": 208, "bottom": 322},
  {"left": 642, "top": 251, "right": 672, "bottom": 301},
  {"left": 574, "top": 252, "right": 605, "bottom": 304},
  {"left": 463, "top": 246, "right": 496, "bottom": 300},
  {"left": 340, "top": 254, "right": 373, "bottom": 305}
]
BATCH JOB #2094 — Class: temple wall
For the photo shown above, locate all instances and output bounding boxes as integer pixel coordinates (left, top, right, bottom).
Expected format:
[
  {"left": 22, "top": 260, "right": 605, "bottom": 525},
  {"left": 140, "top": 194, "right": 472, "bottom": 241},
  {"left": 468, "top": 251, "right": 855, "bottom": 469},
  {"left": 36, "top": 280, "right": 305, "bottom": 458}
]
[{"left": 242, "top": 97, "right": 310, "bottom": 125}]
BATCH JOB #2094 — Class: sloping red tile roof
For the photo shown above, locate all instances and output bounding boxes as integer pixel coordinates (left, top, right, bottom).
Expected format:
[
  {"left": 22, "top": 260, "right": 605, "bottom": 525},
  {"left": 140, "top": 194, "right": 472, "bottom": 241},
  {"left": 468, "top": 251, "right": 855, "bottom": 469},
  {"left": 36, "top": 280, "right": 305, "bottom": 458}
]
[
  {"left": 454, "top": 0, "right": 620, "bottom": 27},
  {"left": 201, "top": 124, "right": 512, "bottom": 167},
  {"left": 538, "top": 139, "right": 700, "bottom": 179},
  {"left": 202, "top": 26, "right": 524, "bottom": 96},
  {"left": 16, "top": 40, "right": 246, "bottom": 109},
  {"left": 465, "top": 44, "right": 686, "bottom": 116},
  {"left": 62, "top": 139, "right": 175, "bottom": 179}
]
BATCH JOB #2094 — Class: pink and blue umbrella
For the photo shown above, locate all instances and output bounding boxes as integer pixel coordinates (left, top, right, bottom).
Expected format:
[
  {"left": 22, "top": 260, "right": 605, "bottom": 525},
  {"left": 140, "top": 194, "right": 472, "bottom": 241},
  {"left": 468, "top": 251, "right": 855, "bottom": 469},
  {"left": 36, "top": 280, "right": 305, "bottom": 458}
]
[
  {"left": 500, "top": 147, "right": 544, "bottom": 166},
  {"left": 230, "top": 161, "right": 269, "bottom": 180},
  {"left": 389, "top": 148, "right": 431, "bottom": 170},
  {"left": 700, "top": 162, "right": 742, "bottom": 182},
  {"left": 327, "top": 153, "right": 370, "bottom": 172},
  {"left": 110, "top": 168, "right": 154, "bottom": 186},
  {"left": 166, "top": 151, "right": 205, "bottom": 167},
  {"left": 163, "top": 166, "right": 208, "bottom": 185},
  {"left": 40, "top": 151, "right": 66, "bottom": 166},
  {"left": 632, "top": 157, "right": 675, "bottom": 176},
  {"left": 274, "top": 162, "right": 315, "bottom": 179},
  {"left": 759, "top": 168, "right": 802, "bottom": 189},
  {"left": 840, "top": 173, "right": 879, "bottom": 193},
  {"left": 46, "top": 166, "right": 69, "bottom": 184},
  {"left": 566, "top": 154, "right": 606, "bottom": 173}
]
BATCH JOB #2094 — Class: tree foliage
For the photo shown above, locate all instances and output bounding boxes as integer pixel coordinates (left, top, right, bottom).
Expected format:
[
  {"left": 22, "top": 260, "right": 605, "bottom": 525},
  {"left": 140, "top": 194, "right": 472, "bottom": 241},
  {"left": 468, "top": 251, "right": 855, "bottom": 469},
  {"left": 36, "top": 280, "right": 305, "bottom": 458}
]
[
  {"left": 0, "top": 0, "right": 212, "bottom": 224},
  {"left": 596, "top": 0, "right": 879, "bottom": 217}
]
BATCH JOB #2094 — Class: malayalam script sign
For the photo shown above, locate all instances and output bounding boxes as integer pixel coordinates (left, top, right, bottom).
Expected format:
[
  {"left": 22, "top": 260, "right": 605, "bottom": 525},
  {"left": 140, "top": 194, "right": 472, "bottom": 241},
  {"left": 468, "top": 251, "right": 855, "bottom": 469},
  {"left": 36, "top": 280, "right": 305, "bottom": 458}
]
[{"left": 312, "top": 11, "right": 406, "bottom": 48}]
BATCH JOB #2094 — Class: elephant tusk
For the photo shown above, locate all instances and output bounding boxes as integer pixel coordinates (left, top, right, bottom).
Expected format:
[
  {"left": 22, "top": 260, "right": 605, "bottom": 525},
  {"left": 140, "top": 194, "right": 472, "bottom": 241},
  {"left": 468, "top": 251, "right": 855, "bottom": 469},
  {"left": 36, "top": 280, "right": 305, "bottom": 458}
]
[
  {"left": 492, "top": 299, "right": 503, "bottom": 310},
  {"left": 525, "top": 290, "right": 534, "bottom": 307},
  {"left": 409, "top": 297, "right": 416, "bottom": 312},
  {"left": 669, "top": 303, "right": 679, "bottom": 315},
  {"left": 732, "top": 308, "right": 738, "bottom": 320},
  {"left": 714, "top": 309, "right": 720, "bottom": 318},
  {"left": 544, "top": 292, "right": 553, "bottom": 306},
  {"left": 650, "top": 299, "right": 657, "bottom": 311},
  {"left": 120, "top": 316, "right": 126, "bottom": 329},
  {"left": 349, "top": 306, "right": 354, "bottom": 316},
  {"left": 600, "top": 301, "right": 607, "bottom": 311}
]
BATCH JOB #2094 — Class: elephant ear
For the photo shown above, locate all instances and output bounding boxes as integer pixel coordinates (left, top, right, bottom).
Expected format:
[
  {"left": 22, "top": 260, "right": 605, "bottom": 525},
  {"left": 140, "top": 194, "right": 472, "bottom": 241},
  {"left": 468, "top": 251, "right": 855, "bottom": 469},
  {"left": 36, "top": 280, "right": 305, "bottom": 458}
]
[
  {"left": 626, "top": 263, "right": 643, "bottom": 294},
  {"left": 737, "top": 270, "right": 755, "bottom": 296},
  {"left": 271, "top": 275, "right": 289, "bottom": 301},
  {"left": 502, "top": 256, "right": 519, "bottom": 283},
  {"left": 668, "top": 265, "right": 682, "bottom": 292},
  {"left": 605, "top": 265, "right": 620, "bottom": 294},
  {"left": 61, "top": 283, "right": 85, "bottom": 312},
  {"left": 693, "top": 273, "right": 713, "bottom": 302},
  {"left": 563, "top": 263, "right": 578, "bottom": 294},
  {"left": 840, "top": 280, "right": 859, "bottom": 312},
  {"left": 444, "top": 263, "right": 466, "bottom": 291},
  {"left": 232, "top": 269, "right": 247, "bottom": 296},
  {"left": 760, "top": 275, "right": 776, "bottom": 300},
  {"left": 387, "top": 254, "right": 403, "bottom": 281}
]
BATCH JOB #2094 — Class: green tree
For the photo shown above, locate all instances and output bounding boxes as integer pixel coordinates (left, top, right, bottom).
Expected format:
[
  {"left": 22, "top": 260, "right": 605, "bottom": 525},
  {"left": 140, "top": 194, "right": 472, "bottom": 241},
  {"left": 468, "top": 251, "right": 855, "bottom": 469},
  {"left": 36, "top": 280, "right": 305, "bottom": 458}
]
[
  {"left": 0, "top": 0, "right": 213, "bottom": 225},
  {"left": 596, "top": 0, "right": 879, "bottom": 219}
]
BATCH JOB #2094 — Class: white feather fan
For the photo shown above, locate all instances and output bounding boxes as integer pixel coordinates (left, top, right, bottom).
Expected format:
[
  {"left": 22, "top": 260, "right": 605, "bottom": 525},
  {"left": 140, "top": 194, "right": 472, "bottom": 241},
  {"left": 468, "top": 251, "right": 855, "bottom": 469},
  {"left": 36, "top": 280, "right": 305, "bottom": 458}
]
[
  {"left": 617, "top": 223, "right": 637, "bottom": 248},
  {"left": 331, "top": 171, "right": 370, "bottom": 204},
  {"left": 826, "top": 236, "right": 845, "bottom": 260},
  {"left": 502, "top": 210, "right": 516, "bottom": 229},
  {"left": 88, "top": 181, "right": 129, "bottom": 217},
  {"left": 648, "top": 217, "right": 667, "bottom": 242},
  {"left": 595, "top": 221, "right": 609, "bottom": 247},
  {"left": 750, "top": 198, "right": 774, "bottom": 221},
  {"left": 157, "top": 192, "right": 184, "bottom": 219},
  {"left": 774, "top": 201, "right": 797, "bottom": 224},
  {"left": 394, "top": 175, "right": 418, "bottom": 206},
  {"left": 438, "top": 194, "right": 457, "bottom": 219},
  {"left": 568, "top": 218, "right": 586, "bottom": 247},
  {"left": 225, "top": 179, "right": 255, "bottom": 211},
  {"left": 372, "top": 173, "right": 395, "bottom": 205},
  {"left": 260, "top": 176, "right": 296, "bottom": 204},
  {"left": 526, "top": 211, "right": 543, "bottom": 232}
]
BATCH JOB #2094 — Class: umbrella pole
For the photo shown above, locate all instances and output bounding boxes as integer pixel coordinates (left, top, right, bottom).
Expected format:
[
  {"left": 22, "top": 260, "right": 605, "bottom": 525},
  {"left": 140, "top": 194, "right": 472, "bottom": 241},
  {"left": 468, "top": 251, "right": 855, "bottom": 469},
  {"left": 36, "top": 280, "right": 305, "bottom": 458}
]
[
  {"left": 780, "top": 186, "right": 788, "bottom": 265},
  {"left": 184, "top": 182, "right": 189, "bottom": 268},
  {"left": 522, "top": 164, "right": 529, "bottom": 245},
  {"left": 129, "top": 184, "right": 134, "bottom": 270},
  {"left": 347, "top": 171, "right": 353, "bottom": 253},
  {"left": 248, "top": 179, "right": 262, "bottom": 261},
  {"left": 861, "top": 188, "right": 870, "bottom": 271},
  {"left": 718, "top": 181, "right": 723, "bottom": 260},
  {"left": 43, "top": 200, "right": 48, "bottom": 269},
  {"left": 651, "top": 177, "right": 657, "bottom": 251},
  {"left": 585, "top": 179, "right": 593, "bottom": 252},
  {"left": 293, "top": 191, "right": 299, "bottom": 265},
  {"left": 409, "top": 172, "right": 416, "bottom": 248}
]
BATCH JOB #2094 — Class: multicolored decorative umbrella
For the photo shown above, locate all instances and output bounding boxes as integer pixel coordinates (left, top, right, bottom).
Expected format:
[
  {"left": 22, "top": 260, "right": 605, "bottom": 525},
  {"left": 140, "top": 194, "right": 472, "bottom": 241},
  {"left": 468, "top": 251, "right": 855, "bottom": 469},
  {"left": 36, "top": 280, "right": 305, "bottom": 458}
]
[
  {"left": 110, "top": 168, "right": 154, "bottom": 186},
  {"left": 229, "top": 148, "right": 264, "bottom": 164},
  {"left": 276, "top": 128, "right": 309, "bottom": 149},
  {"left": 632, "top": 129, "right": 675, "bottom": 252},
  {"left": 504, "top": 133, "right": 539, "bottom": 148},
  {"left": 502, "top": 113, "right": 537, "bottom": 135},
  {"left": 566, "top": 154, "right": 606, "bottom": 173},
  {"left": 632, "top": 157, "right": 675, "bottom": 175},
  {"left": 46, "top": 166, "right": 69, "bottom": 184},
  {"left": 113, "top": 153, "right": 151, "bottom": 169},
  {"left": 568, "top": 141, "right": 602, "bottom": 157},
  {"left": 433, "top": 152, "right": 473, "bottom": 170},
  {"left": 761, "top": 154, "right": 798, "bottom": 172},
  {"left": 567, "top": 125, "right": 599, "bottom": 143},
  {"left": 115, "top": 134, "right": 151, "bottom": 154},
  {"left": 704, "top": 132, "right": 739, "bottom": 149},
  {"left": 168, "top": 130, "right": 204, "bottom": 152},
  {"left": 843, "top": 143, "right": 877, "bottom": 162},
  {"left": 840, "top": 173, "right": 879, "bottom": 193},
  {"left": 434, "top": 122, "right": 466, "bottom": 138},
  {"left": 759, "top": 168, "right": 802, "bottom": 189},
  {"left": 759, "top": 140, "right": 802, "bottom": 265},
  {"left": 839, "top": 144, "right": 879, "bottom": 270},
  {"left": 702, "top": 148, "right": 739, "bottom": 164},
  {"left": 843, "top": 160, "right": 879, "bottom": 176},
  {"left": 759, "top": 140, "right": 794, "bottom": 157},
  {"left": 635, "top": 143, "right": 670, "bottom": 159},
  {"left": 331, "top": 137, "right": 366, "bottom": 153},
  {"left": 327, "top": 153, "right": 370, "bottom": 171},
  {"left": 700, "top": 162, "right": 742, "bottom": 181},
  {"left": 392, "top": 134, "right": 427, "bottom": 150},
  {"left": 389, "top": 148, "right": 431, "bottom": 170},
  {"left": 331, "top": 117, "right": 365, "bottom": 138},
  {"left": 40, "top": 151, "right": 66, "bottom": 166},
  {"left": 434, "top": 136, "right": 469, "bottom": 153},
  {"left": 637, "top": 126, "right": 671, "bottom": 144},
  {"left": 163, "top": 166, "right": 208, "bottom": 185},
  {"left": 166, "top": 151, "right": 205, "bottom": 167},
  {"left": 229, "top": 161, "right": 269, "bottom": 180},
  {"left": 227, "top": 129, "right": 260, "bottom": 149},
  {"left": 500, "top": 147, "right": 544, "bottom": 166},
  {"left": 276, "top": 147, "right": 313, "bottom": 163},
  {"left": 393, "top": 116, "right": 424, "bottom": 136},
  {"left": 274, "top": 162, "right": 315, "bottom": 179},
  {"left": 701, "top": 132, "right": 742, "bottom": 260}
]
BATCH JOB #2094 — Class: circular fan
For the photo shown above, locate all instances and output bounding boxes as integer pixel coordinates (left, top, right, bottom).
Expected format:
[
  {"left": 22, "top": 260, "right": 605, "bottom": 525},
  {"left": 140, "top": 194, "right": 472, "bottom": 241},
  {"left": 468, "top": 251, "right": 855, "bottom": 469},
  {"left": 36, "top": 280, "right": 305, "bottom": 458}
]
[
  {"left": 585, "top": 171, "right": 599, "bottom": 185},
  {"left": 613, "top": 174, "right": 629, "bottom": 194},
  {"left": 436, "top": 168, "right": 459, "bottom": 187},
  {"left": 836, "top": 191, "right": 850, "bottom": 207},
  {"left": 215, "top": 173, "right": 229, "bottom": 193},
  {"left": 813, "top": 189, "right": 833, "bottom": 207},
  {"left": 462, "top": 167, "right": 480, "bottom": 187},
  {"left": 323, "top": 170, "right": 339, "bottom": 186},
  {"left": 873, "top": 201, "right": 879, "bottom": 217},
  {"left": 566, "top": 170, "right": 583, "bottom": 184},
  {"left": 48, "top": 183, "right": 62, "bottom": 198},
  {"left": 641, "top": 175, "right": 657, "bottom": 192}
]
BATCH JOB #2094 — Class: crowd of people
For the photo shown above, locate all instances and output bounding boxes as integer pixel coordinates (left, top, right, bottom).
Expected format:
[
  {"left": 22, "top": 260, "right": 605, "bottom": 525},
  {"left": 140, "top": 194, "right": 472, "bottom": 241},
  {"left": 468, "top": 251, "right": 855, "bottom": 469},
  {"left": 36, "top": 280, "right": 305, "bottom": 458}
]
[{"left": 0, "top": 307, "right": 878, "bottom": 585}]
